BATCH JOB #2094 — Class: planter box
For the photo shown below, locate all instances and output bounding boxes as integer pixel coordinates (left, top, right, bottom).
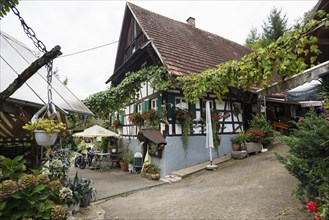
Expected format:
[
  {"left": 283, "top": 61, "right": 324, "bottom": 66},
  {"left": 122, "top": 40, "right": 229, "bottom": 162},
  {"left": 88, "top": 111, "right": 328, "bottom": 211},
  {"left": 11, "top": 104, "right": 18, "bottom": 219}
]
[
  {"left": 245, "top": 142, "right": 263, "bottom": 154},
  {"left": 231, "top": 150, "right": 248, "bottom": 159}
]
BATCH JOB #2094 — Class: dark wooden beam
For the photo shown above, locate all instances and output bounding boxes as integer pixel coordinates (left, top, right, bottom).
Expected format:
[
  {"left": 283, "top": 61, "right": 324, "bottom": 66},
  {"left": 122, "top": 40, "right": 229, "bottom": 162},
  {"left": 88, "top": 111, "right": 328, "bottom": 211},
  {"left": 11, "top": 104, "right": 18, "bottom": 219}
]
[{"left": 0, "top": 45, "right": 62, "bottom": 102}]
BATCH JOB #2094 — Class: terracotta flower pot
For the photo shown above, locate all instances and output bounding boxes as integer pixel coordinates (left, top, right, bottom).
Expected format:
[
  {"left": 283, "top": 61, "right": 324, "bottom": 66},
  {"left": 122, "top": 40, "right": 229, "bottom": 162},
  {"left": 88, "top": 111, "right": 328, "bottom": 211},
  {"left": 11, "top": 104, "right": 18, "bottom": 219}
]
[
  {"left": 231, "top": 142, "right": 241, "bottom": 151},
  {"left": 151, "top": 173, "right": 160, "bottom": 180},
  {"left": 120, "top": 161, "right": 128, "bottom": 172}
]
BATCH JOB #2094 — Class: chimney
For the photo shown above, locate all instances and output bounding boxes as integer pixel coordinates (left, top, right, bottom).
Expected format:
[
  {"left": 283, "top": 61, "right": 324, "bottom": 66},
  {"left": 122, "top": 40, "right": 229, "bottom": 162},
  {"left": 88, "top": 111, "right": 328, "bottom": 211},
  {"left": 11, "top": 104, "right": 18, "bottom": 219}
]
[{"left": 186, "top": 17, "right": 195, "bottom": 27}]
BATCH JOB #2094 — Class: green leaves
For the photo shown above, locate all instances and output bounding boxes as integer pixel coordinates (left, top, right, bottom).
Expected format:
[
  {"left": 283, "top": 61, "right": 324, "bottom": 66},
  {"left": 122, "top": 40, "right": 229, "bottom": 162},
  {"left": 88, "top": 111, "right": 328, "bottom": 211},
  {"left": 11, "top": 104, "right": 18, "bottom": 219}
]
[
  {"left": 0, "top": 0, "right": 19, "bottom": 19},
  {"left": 84, "top": 65, "right": 171, "bottom": 119},
  {"left": 178, "top": 13, "right": 328, "bottom": 103}
]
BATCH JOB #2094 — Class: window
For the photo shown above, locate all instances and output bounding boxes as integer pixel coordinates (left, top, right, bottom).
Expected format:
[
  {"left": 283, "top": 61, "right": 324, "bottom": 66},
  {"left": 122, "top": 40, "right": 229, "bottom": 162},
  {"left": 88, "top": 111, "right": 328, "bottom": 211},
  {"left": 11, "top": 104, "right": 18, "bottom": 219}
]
[
  {"left": 137, "top": 103, "right": 142, "bottom": 113},
  {"left": 175, "top": 97, "right": 187, "bottom": 109},
  {"left": 151, "top": 98, "right": 158, "bottom": 110}
]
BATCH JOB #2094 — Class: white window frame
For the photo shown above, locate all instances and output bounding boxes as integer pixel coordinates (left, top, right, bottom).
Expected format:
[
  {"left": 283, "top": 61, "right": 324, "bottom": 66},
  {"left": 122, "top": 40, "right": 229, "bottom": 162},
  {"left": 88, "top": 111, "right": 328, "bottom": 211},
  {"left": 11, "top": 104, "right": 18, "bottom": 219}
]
[
  {"left": 175, "top": 97, "right": 188, "bottom": 110},
  {"left": 151, "top": 98, "right": 158, "bottom": 110},
  {"left": 137, "top": 103, "right": 142, "bottom": 113}
]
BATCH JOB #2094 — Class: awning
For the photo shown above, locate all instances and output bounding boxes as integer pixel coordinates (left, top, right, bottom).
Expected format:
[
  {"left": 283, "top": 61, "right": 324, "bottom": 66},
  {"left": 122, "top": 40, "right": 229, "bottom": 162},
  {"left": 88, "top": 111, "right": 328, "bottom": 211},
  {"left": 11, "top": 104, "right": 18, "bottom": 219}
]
[
  {"left": 137, "top": 129, "right": 167, "bottom": 145},
  {"left": 257, "top": 60, "right": 329, "bottom": 98},
  {"left": 286, "top": 80, "right": 323, "bottom": 101},
  {"left": 299, "top": 101, "right": 323, "bottom": 107}
]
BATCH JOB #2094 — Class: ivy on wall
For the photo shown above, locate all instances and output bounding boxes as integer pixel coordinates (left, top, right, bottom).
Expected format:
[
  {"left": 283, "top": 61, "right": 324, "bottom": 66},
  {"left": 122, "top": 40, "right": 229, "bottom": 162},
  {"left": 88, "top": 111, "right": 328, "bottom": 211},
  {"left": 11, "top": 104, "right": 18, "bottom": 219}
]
[{"left": 83, "top": 65, "right": 173, "bottom": 119}]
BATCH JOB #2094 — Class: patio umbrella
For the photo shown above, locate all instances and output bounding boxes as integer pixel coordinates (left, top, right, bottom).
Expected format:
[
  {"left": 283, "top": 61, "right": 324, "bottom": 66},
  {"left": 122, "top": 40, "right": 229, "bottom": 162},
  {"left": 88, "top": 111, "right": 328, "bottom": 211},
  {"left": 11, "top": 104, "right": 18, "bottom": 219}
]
[
  {"left": 72, "top": 125, "right": 119, "bottom": 138},
  {"left": 205, "top": 101, "right": 217, "bottom": 170}
]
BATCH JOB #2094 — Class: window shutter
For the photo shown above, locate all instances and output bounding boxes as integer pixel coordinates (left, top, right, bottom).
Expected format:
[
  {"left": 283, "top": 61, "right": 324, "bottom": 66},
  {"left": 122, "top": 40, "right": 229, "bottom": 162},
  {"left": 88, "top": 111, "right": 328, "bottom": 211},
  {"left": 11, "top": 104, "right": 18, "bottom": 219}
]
[
  {"left": 142, "top": 100, "right": 149, "bottom": 113},
  {"left": 189, "top": 103, "right": 196, "bottom": 113}
]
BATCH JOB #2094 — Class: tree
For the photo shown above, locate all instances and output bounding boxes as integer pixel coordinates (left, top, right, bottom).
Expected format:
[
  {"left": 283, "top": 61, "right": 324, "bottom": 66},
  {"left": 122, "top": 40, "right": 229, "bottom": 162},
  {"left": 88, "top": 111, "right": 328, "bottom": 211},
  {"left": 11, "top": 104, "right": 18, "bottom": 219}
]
[
  {"left": 0, "top": 0, "right": 19, "bottom": 19},
  {"left": 245, "top": 7, "right": 288, "bottom": 49},
  {"left": 245, "top": 27, "right": 261, "bottom": 50},
  {"left": 262, "top": 7, "right": 288, "bottom": 43}
]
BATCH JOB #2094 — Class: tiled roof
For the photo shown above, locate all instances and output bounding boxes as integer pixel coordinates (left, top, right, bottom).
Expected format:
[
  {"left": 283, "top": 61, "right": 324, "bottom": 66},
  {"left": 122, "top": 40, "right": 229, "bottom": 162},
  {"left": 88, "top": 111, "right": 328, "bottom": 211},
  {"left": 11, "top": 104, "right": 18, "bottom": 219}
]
[{"left": 127, "top": 3, "right": 252, "bottom": 76}]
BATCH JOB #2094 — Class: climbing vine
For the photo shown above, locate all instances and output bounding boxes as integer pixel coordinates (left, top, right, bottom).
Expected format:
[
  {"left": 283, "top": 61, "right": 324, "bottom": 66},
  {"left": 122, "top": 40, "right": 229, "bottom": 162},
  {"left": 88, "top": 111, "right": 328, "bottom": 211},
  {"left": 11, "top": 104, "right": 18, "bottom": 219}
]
[
  {"left": 83, "top": 65, "right": 174, "bottom": 119},
  {"left": 178, "top": 11, "right": 329, "bottom": 104}
]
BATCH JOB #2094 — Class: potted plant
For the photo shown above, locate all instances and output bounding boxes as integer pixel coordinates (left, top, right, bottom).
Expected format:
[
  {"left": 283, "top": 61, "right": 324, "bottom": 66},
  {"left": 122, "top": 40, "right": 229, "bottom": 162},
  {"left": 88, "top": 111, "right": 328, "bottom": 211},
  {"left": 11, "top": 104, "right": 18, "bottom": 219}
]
[
  {"left": 120, "top": 151, "right": 133, "bottom": 172},
  {"left": 128, "top": 112, "right": 146, "bottom": 126},
  {"left": 143, "top": 109, "right": 159, "bottom": 129},
  {"left": 141, "top": 163, "right": 161, "bottom": 180},
  {"left": 245, "top": 129, "right": 265, "bottom": 153},
  {"left": 69, "top": 172, "right": 95, "bottom": 209},
  {"left": 112, "top": 119, "right": 122, "bottom": 129},
  {"left": 23, "top": 118, "right": 66, "bottom": 146},
  {"left": 173, "top": 108, "right": 195, "bottom": 156},
  {"left": 230, "top": 136, "right": 241, "bottom": 151}
]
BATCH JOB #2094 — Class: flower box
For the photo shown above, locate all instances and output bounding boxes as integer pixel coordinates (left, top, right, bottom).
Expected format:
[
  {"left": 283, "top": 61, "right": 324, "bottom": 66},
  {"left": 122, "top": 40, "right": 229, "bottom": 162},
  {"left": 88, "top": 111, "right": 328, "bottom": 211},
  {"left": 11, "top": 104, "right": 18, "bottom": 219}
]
[{"left": 245, "top": 142, "right": 263, "bottom": 154}]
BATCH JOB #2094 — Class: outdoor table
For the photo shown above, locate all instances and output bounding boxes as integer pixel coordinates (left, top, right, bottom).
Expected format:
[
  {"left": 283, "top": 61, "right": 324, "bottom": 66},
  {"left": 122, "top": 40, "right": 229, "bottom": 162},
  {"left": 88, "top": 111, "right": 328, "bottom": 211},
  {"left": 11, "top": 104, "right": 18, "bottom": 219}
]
[
  {"left": 95, "top": 152, "right": 111, "bottom": 171},
  {"left": 109, "top": 152, "right": 122, "bottom": 169}
]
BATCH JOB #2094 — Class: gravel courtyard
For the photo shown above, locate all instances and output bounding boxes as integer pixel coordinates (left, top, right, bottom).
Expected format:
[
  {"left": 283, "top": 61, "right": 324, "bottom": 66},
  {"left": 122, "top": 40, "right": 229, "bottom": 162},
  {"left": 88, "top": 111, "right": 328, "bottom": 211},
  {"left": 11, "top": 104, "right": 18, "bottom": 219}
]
[{"left": 96, "top": 143, "right": 310, "bottom": 219}]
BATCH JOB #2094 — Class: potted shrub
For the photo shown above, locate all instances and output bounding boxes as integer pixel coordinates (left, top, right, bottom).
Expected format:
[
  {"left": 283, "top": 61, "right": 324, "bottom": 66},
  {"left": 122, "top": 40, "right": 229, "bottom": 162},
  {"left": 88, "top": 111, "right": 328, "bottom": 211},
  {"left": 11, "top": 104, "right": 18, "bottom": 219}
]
[
  {"left": 23, "top": 118, "right": 66, "bottom": 146},
  {"left": 120, "top": 151, "right": 133, "bottom": 172},
  {"left": 128, "top": 112, "right": 146, "bottom": 126},
  {"left": 141, "top": 163, "right": 161, "bottom": 180},
  {"left": 173, "top": 108, "right": 196, "bottom": 155},
  {"left": 69, "top": 172, "right": 95, "bottom": 209},
  {"left": 111, "top": 119, "right": 122, "bottom": 129},
  {"left": 245, "top": 129, "right": 265, "bottom": 153},
  {"left": 230, "top": 136, "right": 241, "bottom": 151}
]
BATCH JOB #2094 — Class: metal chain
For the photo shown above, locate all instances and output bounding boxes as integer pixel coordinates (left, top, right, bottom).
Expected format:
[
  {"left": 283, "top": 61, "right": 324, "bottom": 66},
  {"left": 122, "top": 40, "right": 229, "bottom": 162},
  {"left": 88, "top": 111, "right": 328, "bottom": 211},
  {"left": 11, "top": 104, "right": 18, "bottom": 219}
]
[{"left": 8, "top": 0, "right": 55, "bottom": 117}]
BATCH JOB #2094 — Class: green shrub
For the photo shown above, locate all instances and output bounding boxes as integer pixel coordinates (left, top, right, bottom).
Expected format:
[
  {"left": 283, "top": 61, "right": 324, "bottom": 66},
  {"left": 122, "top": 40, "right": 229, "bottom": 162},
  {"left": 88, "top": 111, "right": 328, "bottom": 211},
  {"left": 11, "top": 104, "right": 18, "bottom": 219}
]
[
  {"left": 276, "top": 109, "right": 329, "bottom": 220},
  {"left": 249, "top": 113, "right": 274, "bottom": 146},
  {"left": 0, "top": 156, "right": 70, "bottom": 219}
]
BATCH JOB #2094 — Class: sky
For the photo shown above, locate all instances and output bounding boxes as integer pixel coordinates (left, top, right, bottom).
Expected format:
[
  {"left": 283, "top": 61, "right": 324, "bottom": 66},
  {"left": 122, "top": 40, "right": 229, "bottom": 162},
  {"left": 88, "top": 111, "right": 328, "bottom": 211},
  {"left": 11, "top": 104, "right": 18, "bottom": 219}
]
[{"left": 0, "top": 0, "right": 317, "bottom": 100}]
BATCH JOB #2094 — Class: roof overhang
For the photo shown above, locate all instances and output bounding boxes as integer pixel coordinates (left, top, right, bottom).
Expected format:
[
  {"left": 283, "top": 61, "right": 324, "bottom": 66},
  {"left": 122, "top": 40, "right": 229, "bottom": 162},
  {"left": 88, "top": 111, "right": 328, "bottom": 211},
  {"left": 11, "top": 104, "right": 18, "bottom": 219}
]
[
  {"left": 137, "top": 129, "right": 167, "bottom": 145},
  {"left": 257, "top": 60, "right": 329, "bottom": 98},
  {"left": 105, "top": 41, "right": 152, "bottom": 86}
]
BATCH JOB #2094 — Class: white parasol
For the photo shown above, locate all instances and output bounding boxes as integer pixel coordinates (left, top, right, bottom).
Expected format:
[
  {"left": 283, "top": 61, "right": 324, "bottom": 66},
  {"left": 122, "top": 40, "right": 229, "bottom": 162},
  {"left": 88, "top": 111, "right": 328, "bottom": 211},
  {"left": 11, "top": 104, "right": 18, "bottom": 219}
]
[
  {"left": 205, "top": 101, "right": 217, "bottom": 170},
  {"left": 72, "top": 125, "right": 119, "bottom": 138}
]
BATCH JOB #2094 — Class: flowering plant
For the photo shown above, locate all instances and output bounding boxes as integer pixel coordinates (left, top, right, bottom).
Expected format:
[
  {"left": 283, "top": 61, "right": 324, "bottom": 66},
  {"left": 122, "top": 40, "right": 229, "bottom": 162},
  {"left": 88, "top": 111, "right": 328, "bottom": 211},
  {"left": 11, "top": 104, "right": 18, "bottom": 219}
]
[
  {"left": 246, "top": 129, "right": 265, "bottom": 142},
  {"left": 23, "top": 118, "right": 66, "bottom": 134},
  {"left": 0, "top": 156, "right": 70, "bottom": 219},
  {"left": 145, "top": 109, "right": 158, "bottom": 120},
  {"left": 128, "top": 112, "right": 145, "bottom": 125},
  {"left": 306, "top": 201, "right": 327, "bottom": 220},
  {"left": 174, "top": 108, "right": 195, "bottom": 121},
  {"left": 112, "top": 119, "right": 122, "bottom": 129}
]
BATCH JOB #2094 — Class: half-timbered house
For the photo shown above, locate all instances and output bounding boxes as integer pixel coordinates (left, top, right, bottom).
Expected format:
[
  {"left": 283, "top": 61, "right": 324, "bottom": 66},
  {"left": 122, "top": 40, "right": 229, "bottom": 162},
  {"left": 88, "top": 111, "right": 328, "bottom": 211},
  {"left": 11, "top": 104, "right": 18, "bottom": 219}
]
[{"left": 106, "top": 3, "right": 256, "bottom": 175}]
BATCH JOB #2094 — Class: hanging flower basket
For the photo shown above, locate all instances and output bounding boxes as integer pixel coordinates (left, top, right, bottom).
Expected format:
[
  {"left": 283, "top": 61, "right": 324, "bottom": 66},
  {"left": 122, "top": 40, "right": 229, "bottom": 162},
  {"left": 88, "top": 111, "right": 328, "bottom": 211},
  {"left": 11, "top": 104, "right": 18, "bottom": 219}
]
[
  {"left": 23, "top": 118, "right": 66, "bottom": 146},
  {"left": 34, "top": 130, "right": 58, "bottom": 146}
]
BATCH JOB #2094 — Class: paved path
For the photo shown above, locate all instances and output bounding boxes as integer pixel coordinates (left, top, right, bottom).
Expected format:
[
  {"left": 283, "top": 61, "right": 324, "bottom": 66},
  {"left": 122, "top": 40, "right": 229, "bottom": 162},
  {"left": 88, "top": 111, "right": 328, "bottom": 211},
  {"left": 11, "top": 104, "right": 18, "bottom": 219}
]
[
  {"left": 96, "top": 143, "right": 310, "bottom": 219},
  {"left": 68, "top": 165, "right": 164, "bottom": 201}
]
